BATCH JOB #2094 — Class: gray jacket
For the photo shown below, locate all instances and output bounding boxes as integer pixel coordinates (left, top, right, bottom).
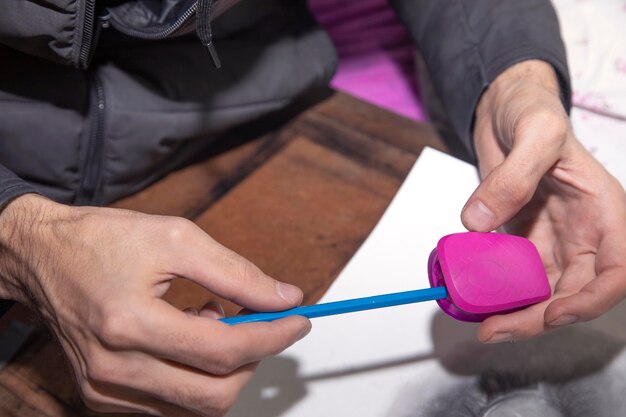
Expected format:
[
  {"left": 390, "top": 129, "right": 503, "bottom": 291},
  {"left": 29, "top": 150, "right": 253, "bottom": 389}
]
[{"left": 0, "top": 0, "right": 571, "bottom": 208}]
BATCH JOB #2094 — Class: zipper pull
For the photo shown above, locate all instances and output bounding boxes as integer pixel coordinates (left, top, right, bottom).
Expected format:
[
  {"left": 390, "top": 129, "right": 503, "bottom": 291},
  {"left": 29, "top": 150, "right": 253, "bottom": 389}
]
[
  {"left": 204, "top": 42, "right": 222, "bottom": 69},
  {"left": 197, "top": 0, "right": 222, "bottom": 69},
  {"left": 98, "top": 9, "right": 112, "bottom": 29}
]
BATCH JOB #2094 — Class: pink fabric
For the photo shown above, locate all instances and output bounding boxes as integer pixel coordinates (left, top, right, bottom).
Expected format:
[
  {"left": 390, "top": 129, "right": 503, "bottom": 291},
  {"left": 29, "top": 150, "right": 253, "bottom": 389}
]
[{"left": 309, "top": 0, "right": 425, "bottom": 121}]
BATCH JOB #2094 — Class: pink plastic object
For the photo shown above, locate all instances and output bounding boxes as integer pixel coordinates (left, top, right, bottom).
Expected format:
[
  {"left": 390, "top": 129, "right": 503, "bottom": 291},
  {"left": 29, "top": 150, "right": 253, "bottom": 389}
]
[{"left": 428, "top": 232, "right": 551, "bottom": 322}]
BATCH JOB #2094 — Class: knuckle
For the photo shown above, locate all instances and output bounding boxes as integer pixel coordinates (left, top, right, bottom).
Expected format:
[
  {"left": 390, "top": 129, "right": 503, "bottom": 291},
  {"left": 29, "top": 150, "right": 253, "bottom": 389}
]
[
  {"left": 85, "top": 357, "right": 116, "bottom": 384},
  {"left": 210, "top": 350, "right": 241, "bottom": 375},
  {"left": 171, "top": 386, "right": 232, "bottom": 417},
  {"left": 164, "top": 217, "right": 195, "bottom": 244},
  {"left": 97, "top": 309, "right": 138, "bottom": 348},
  {"left": 203, "top": 387, "right": 238, "bottom": 417},
  {"left": 520, "top": 108, "right": 569, "bottom": 144},
  {"left": 82, "top": 345, "right": 101, "bottom": 371},
  {"left": 232, "top": 256, "right": 262, "bottom": 286},
  {"left": 216, "top": 389, "right": 238, "bottom": 416}
]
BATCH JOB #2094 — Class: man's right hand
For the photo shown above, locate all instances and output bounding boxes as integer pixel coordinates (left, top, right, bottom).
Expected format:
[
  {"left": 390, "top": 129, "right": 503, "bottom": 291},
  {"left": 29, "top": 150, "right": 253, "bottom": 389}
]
[{"left": 0, "top": 194, "right": 310, "bottom": 416}]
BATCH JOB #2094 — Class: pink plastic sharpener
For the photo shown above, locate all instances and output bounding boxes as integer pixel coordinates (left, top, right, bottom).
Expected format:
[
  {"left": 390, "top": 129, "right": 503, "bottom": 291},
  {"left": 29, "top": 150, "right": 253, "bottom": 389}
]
[{"left": 428, "top": 232, "right": 551, "bottom": 322}]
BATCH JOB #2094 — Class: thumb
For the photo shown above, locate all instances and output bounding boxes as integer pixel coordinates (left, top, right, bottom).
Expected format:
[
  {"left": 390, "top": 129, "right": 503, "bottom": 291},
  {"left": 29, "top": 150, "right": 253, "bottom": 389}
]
[{"left": 462, "top": 134, "right": 562, "bottom": 231}]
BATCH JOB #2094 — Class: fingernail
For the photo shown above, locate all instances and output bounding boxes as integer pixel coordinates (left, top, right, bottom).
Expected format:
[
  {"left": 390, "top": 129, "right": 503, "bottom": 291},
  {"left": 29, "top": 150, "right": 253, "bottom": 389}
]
[
  {"left": 201, "top": 309, "right": 223, "bottom": 320},
  {"left": 276, "top": 282, "right": 303, "bottom": 305},
  {"left": 207, "top": 301, "right": 225, "bottom": 316},
  {"left": 548, "top": 314, "right": 578, "bottom": 326},
  {"left": 183, "top": 308, "right": 198, "bottom": 316},
  {"left": 485, "top": 332, "right": 513, "bottom": 344},
  {"left": 464, "top": 200, "right": 496, "bottom": 231},
  {"left": 216, "top": 303, "right": 225, "bottom": 316}
]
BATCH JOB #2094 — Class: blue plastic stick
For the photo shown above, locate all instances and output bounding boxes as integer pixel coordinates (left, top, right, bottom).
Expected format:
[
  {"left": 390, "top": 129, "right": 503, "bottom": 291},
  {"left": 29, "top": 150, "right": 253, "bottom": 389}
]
[{"left": 220, "top": 286, "right": 448, "bottom": 325}]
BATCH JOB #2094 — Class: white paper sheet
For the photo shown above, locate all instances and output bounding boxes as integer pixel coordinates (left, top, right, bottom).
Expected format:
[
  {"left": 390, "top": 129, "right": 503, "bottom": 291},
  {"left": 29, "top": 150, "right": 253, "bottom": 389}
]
[
  {"left": 228, "top": 148, "right": 479, "bottom": 417},
  {"left": 228, "top": 147, "right": 626, "bottom": 417},
  {"left": 231, "top": 8, "right": 626, "bottom": 413}
]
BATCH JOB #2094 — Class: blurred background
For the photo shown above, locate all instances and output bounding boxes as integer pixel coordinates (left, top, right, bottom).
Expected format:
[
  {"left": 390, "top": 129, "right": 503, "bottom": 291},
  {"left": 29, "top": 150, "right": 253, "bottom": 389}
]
[{"left": 310, "top": 0, "right": 626, "bottom": 185}]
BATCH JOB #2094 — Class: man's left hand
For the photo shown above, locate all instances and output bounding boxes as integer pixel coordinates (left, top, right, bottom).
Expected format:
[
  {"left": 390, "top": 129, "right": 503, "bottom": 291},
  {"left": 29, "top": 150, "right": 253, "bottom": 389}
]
[{"left": 462, "top": 60, "right": 626, "bottom": 343}]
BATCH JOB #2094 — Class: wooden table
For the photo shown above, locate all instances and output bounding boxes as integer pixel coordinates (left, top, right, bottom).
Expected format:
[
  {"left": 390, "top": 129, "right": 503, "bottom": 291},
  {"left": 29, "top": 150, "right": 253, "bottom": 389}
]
[{"left": 0, "top": 92, "right": 445, "bottom": 416}]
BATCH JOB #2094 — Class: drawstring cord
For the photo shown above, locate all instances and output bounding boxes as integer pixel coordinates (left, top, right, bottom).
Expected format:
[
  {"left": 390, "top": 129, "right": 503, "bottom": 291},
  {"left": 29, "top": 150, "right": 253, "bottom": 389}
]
[{"left": 196, "top": 0, "right": 221, "bottom": 68}]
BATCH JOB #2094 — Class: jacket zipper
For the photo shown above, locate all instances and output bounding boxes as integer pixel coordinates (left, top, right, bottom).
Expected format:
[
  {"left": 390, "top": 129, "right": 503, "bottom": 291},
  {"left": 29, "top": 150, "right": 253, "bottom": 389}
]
[
  {"left": 78, "top": 0, "right": 98, "bottom": 69},
  {"left": 106, "top": 2, "right": 198, "bottom": 40},
  {"left": 77, "top": 75, "right": 106, "bottom": 205},
  {"left": 104, "top": 0, "right": 221, "bottom": 68}
]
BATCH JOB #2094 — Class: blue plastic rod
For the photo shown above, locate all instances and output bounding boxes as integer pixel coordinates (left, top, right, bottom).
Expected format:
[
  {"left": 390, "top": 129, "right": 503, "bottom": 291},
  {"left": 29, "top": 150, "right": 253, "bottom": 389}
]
[{"left": 220, "top": 286, "right": 448, "bottom": 325}]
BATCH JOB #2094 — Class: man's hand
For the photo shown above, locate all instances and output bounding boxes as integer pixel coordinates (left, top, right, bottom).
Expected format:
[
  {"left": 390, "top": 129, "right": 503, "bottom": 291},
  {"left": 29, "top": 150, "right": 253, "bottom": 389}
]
[
  {"left": 462, "top": 60, "right": 626, "bottom": 343},
  {"left": 0, "top": 194, "right": 310, "bottom": 416}
]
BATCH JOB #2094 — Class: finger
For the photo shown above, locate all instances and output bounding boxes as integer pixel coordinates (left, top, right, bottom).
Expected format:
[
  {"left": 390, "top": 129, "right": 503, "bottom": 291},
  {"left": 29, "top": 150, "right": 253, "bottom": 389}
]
[
  {"left": 478, "top": 300, "right": 551, "bottom": 343},
  {"left": 199, "top": 301, "right": 225, "bottom": 319},
  {"left": 545, "top": 265, "right": 626, "bottom": 326},
  {"left": 478, "top": 257, "right": 594, "bottom": 342},
  {"left": 462, "top": 119, "right": 565, "bottom": 232},
  {"left": 138, "top": 301, "right": 311, "bottom": 374},
  {"left": 80, "top": 378, "right": 198, "bottom": 417},
  {"left": 146, "top": 361, "right": 257, "bottom": 416},
  {"left": 165, "top": 219, "right": 303, "bottom": 311},
  {"left": 545, "top": 232, "right": 626, "bottom": 326},
  {"left": 88, "top": 349, "right": 257, "bottom": 417}
]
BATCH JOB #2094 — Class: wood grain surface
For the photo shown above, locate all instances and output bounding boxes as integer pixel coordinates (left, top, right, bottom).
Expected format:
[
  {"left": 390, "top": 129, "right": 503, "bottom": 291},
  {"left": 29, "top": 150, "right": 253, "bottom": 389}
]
[{"left": 0, "top": 92, "right": 445, "bottom": 416}]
